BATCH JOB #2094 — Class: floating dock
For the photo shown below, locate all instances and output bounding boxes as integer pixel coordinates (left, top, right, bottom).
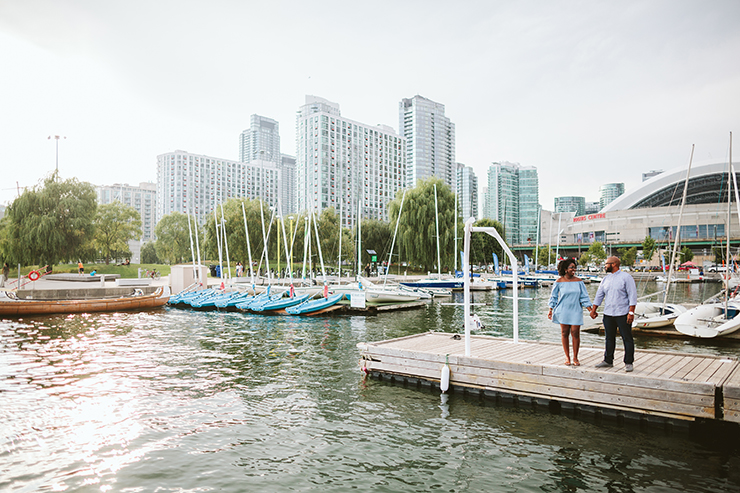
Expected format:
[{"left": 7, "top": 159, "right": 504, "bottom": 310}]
[{"left": 358, "top": 332, "right": 740, "bottom": 424}]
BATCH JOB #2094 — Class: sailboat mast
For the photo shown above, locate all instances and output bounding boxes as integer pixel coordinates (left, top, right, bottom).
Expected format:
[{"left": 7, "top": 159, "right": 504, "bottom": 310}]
[
  {"left": 241, "top": 202, "right": 255, "bottom": 284},
  {"left": 434, "top": 184, "right": 441, "bottom": 276},
  {"left": 726, "top": 135, "right": 733, "bottom": 313},
  {"left": 385, "top": 189, "right": 407, "bottom": 288},
  {"left": 663, "top": 144, "right": 694, "bottom": 307},
  {"left": 454, "top": 189, "right": 458, "bottom": 273}
]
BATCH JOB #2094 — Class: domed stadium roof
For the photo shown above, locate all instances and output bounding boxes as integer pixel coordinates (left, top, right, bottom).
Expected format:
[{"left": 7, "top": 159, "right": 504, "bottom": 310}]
[{"left": 601, "top": 161, "right": 737, "bottom": 212}]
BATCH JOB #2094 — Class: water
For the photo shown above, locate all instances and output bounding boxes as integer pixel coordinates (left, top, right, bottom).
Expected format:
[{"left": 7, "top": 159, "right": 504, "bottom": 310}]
[{"left": 2, "top": 282, "right": 740, "bottom": 492}]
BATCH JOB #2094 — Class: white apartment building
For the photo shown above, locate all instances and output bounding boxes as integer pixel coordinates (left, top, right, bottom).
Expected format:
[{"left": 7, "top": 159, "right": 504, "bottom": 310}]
[
  {"left": 156, "top": 150, "right": 280, "bottom": 226},
  {"left": 399, "top": 95, "right": 456, "bottom": 191},
  {"left": 456, "top": 163, "right": 478, "bottom": 221},
  {"left": 97, "top": 182, "right": 156, "bottom": 263},
  {"left": 295, "top": 96, "right": 406, "bottom": 229},
  {"left": 281, "top": 154, "right": 296, "bottom": 215}
]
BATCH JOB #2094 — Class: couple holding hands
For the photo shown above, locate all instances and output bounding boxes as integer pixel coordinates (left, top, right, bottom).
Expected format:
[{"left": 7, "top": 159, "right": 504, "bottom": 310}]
[{"left": 547, "top": 256, "right": 637, "bottom": 372}]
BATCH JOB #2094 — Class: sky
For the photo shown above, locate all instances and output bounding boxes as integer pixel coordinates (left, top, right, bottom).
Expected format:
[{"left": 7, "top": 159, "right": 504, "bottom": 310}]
[{"left": 1, "top": 0, "right": 739, "bottom": 212}]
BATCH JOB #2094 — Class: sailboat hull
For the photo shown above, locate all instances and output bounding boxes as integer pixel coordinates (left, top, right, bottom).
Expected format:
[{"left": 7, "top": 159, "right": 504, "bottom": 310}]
[
  {"left": 632, "top": 302, "right": 688, "bottom": 329},
  {"left": 674, "top": 302, "right": 740, "bottom": 338}
]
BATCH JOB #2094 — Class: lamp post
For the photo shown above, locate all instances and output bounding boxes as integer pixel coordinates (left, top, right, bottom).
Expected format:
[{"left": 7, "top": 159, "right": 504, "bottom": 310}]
[{"left": 48, "top": 135, "right": 66, "bottom": 175}]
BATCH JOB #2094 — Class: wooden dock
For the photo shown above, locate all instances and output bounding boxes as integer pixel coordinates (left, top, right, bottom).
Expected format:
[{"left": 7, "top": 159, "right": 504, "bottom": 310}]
[{"left": 358, "top": 332, "right": 740, "bottom": 424}]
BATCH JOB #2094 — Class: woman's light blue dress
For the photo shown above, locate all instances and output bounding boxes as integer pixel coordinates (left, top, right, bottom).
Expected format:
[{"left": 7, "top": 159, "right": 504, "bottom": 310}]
[{"left": 548, "top": 281, "right": 592, "bottom": 325}]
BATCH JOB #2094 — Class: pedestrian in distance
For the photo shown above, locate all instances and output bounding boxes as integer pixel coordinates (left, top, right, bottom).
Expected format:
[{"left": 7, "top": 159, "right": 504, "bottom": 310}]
[
  {"left": 548, "top": 258, "right": 592, "bottom": 366},
  {"left": 1, "top": 262, "right": 9, "bottom": 287},
  {"left": 589, "top": 256, "right": 638, "bottom": 372},
  {"left": 78, "top": 260, "right": 84, "bottom": 274}
]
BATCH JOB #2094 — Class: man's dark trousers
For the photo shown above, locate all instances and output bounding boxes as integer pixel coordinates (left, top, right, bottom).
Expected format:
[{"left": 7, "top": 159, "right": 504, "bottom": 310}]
[{"left": 602, "top": 314, "right": 634, "bottom": 364}]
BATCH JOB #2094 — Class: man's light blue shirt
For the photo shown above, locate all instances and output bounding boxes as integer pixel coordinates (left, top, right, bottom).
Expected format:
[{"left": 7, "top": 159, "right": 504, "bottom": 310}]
[{"left": 593, "top": 270, "right": 637, "bottom": 316}]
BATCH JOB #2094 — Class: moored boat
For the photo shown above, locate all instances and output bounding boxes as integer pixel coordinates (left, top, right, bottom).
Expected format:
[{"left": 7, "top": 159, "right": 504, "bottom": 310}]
[
  {"left": 0, "top": 286, "right": 170, "bottom": 316},
  {"left": 285, "top": 293, "right": 344, "bottom": 315}
]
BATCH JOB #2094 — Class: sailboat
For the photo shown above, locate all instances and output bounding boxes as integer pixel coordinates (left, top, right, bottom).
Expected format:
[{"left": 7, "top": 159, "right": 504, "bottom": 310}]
[
  {"left": 632, "top": 146, "right": 694, "bottom": 329},
  {"left": 675, "top": 133, "right": 740, "bottom": 338}
]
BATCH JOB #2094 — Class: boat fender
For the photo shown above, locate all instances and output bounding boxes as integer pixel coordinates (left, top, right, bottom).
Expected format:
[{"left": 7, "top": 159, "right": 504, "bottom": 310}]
[
  {"left": 440, "top": 354, "right": 450, "bottom": 393},
  {"left": 28, "top": 270, "right": 40, "bottom": 281},
  {"left": 220, "top": 282, "right": 225, "bottom": 291}
]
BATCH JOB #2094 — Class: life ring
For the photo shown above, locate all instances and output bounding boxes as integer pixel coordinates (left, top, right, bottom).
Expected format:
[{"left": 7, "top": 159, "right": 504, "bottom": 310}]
[{"left": 28, "top": 270, "right": 40, "bottom": 281}]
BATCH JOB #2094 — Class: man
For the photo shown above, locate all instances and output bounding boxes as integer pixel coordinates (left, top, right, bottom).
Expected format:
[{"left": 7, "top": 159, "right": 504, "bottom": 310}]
[{"left": 589, "top": 256, "right": 637, "bottom": 372}]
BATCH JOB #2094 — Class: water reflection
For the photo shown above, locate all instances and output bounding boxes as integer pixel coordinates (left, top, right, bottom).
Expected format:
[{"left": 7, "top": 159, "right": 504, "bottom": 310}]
[{"left": 1, "top": 284, "right": 739, "bottom": 491}]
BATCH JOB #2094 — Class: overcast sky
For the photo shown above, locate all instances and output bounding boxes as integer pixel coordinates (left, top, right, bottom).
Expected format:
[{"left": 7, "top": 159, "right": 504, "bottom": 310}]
[{"left": 1, "top": 0, "right": 739, "bottom": 212}]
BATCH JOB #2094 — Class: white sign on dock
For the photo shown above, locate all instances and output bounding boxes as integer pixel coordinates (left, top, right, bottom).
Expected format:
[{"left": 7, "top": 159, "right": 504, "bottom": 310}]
[{"left": 350, "top": 292, "right": 366, "bottom": 308}]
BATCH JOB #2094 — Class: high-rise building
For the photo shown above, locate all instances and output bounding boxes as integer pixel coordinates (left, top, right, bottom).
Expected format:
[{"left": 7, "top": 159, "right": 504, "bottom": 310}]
[
  {"left": 295, "top": 95, "right": 405, "bottom": 229},
  {"left": 599, "top": 182, "right": 625, "bottom": 210},
  {"left": 483, "top": 162, "right": 539, "bottom": 244},
  {"left": 457, "top": 163, "right": 478, "bottom": 221},
  {"left": 156, "top": 150, "right": 280, "bottom": 226},
  {"left": 239, "top": 115, "right": 280, "bottom": 165},
  {"left": 585, "top": 201, "right": 600, "bottom": 214},
  {"left": 280, "top": 154, "right": 296, "bottom": 215},
  {"left": 554, "top": 196, "right": 586, "bottom": 217},
  {"left": 399, "top": 95, "right": 455, "bottom": 191},
  {"left": 97, "top": 182, "right": 157, "bottom": 263}
]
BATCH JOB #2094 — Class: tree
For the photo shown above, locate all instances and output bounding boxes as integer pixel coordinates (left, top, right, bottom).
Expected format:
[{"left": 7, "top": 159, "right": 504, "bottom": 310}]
[
  {"left": 360, "top": 218, "right": 392, "bottom": 267},
  {"left": 141, "top": 241, "right": 160, "bottom": 264},
  {"left": 617, "top": 246, "right": 638, "bottom": 267},
  {"left": 470, "top": 218, "right": 506, "bottom": 268},
  {"left": 642, "top": 236, "right": 657, "bottom": 263},
  {"left": 0, "top": 173, "right": 97, "bottom": 266},
  {"left": 388, "top": 177, "right": 456, "bottom": 272},
  {"left": 93, "top": 202, "right": 141, "bottom": 264},
  {"left": 155, "top": 212, "right": 193, "bottom": 265},
  {"left": 586, "top": 242, "right": 607, "bottom": 261},
  {"left": 538, "top": 245, "right": 556, "bottom": 267},
  {"left": 680, "top": 246, "right": 694, "bottom": 264}
]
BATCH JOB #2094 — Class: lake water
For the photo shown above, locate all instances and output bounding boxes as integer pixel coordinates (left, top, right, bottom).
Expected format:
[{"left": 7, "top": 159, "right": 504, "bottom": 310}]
[{"left": 2, "top": 281, "right": 740, "bottom": 492}]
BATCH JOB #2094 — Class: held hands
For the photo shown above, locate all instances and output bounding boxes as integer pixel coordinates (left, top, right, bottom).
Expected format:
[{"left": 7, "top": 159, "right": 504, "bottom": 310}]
[
  {"left": 547, "top": 308, "right": 553, "bottom": 320},
  {"left": 589, "top": 307, "right": 598, "bottom": 319}
]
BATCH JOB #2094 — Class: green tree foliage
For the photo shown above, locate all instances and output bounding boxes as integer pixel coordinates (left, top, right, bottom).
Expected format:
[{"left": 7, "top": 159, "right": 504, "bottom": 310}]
[
  {"left": 617, "top": 246, "right": 638, "bottom": 267},
  {"left": 141, "top": 241, "right": 160, "bottom": 264},
  {"left": 388, "top": 178, "right": 456, "bottom": 272},
  {"left": 586, "top": 241, "right": 607, "bottom": 261},
  {"left": 538, "top": 246, "right": 556, "bottom": 267},
  {"left": 578, "top": 253, "right": 591, "bottom": 267},
  {"left": 641, "top": 236, "right": 657, "bottom": 263},
  {"left": 470, "top": 218, "right": 506, "bottom": 268},
  {"left": 680, "top": 246, "right": 694, "bottom": 264},
  {"left": 360, "top": 218, "right": 392, "bottom": 267},
  {"left": 93, "top": 202, "right": 141, "bottom": 264},
  {"left": 202, "top": 199, "right": 265, "bottom": 270},
  {"left": 0, "top": 173, "right": 97, "bottom": 266},
  {"left": 154, "top": 212, "right": 194, "bottom": 265}
]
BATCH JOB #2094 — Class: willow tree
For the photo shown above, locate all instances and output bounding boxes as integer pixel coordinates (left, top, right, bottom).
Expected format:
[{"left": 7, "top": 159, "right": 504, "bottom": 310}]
[
  {"left": 388, "top": 177, "right": 456, "bottom": 273},
  {"left": 360, "top": 219, "right": 392, "bottom": 267},
  {"left": 1, "top": 173, "right": 97, "bottom": 266},
  {"left": 154, "top": 212, "right": 193, "bottom": 265},
  {"left": 93, "top": 202, "right": 141, "bottom": 264}
]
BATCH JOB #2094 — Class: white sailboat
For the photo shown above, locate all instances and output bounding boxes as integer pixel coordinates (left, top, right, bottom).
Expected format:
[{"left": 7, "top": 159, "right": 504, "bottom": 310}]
[{"left": 675, "top": 133, "right": 740, "bottom": 338}]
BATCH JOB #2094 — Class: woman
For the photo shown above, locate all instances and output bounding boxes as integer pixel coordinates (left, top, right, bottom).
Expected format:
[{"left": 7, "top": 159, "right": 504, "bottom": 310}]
[{"left": 548, "top": 258, "right": 592, "bottom": 366}]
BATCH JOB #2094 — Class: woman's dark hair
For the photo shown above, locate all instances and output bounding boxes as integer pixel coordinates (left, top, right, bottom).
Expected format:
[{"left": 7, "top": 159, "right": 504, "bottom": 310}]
[{"left": 557, "top": 258, "right": 577, "bottom": 277}]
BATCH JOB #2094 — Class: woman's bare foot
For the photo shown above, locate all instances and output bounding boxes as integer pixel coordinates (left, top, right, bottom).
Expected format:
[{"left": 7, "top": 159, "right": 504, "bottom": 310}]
[
  {"left": 564, "top": 359, "right": 571, "bottom": 366},
  {"left": 572, "top": 359, "right": 580, "bottom": 366}
]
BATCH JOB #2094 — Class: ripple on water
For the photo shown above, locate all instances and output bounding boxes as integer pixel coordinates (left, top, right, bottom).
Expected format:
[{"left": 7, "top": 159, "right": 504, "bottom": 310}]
[{"left": 2, "top": 298, "right": 740, "bottom": 491}]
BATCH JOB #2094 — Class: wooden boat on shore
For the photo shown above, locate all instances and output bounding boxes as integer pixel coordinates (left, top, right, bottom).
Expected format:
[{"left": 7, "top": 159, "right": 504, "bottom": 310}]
[{"left": 0, "top": 286, "right": 171, "bottom": 316}]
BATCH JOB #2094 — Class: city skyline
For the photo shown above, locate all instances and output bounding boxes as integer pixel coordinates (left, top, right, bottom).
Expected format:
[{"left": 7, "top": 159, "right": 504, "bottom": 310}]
[{"left": 1, "top": 1, "right": 738, "bottom": 212}]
